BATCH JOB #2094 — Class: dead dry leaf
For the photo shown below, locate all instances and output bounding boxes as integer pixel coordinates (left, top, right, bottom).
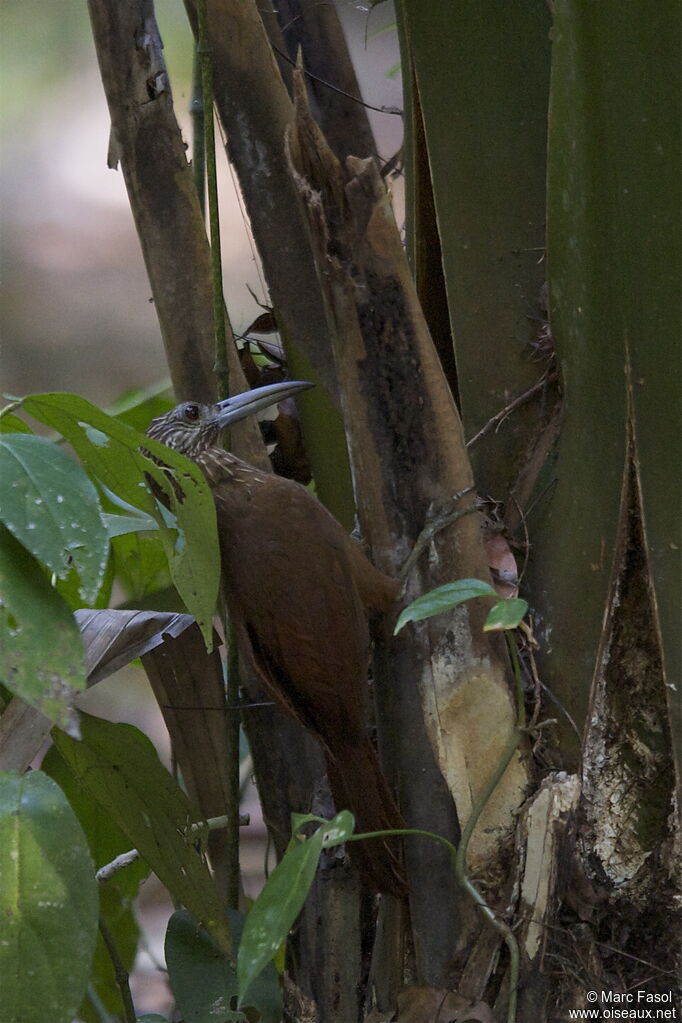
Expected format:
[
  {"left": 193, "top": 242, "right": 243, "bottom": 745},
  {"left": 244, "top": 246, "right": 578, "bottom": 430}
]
[{"left": 397, "top": 986, "right": 496, "bottom": 1022}]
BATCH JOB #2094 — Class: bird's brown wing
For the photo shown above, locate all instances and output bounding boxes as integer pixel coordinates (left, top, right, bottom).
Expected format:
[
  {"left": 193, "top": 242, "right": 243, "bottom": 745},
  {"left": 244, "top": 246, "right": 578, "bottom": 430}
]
[{"left": 208, "top": 463, "right": 372, "bottom": 746}]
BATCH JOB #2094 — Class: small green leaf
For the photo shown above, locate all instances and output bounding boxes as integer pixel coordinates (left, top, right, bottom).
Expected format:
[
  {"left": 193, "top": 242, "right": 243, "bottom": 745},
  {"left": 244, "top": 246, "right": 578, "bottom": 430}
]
[
  {"left": 483, "top": 597, "right": 528, "bottom": 632},
  {"left": 290, "top": 810, "right": 327, "bottom": 833},
  {"left": 103, "top": 511, "right": 160, "bottom": 538},
  {"left": 394, "top": 578, "right": 498, "bottom": 634},
  {"left": 0, "top": 770, "right": 99, "bottom": 1023},
  {"left": 0, "top": 526, "right": 85, "bottom": 729},
  {"left": 237, "top": 827, "right": 326, "bottom": 1001},
  {"left": 166, "top": 909, "right": 281, "bottom": 1023},
  {"left": 0, "top": 433, "right": 109, "bottom": 603},
  {"left": 53, "top": 714, "right": 232, "bottom": 960},
  {"left": 290, "top": 809, "right": 356, "bottom": 841}
]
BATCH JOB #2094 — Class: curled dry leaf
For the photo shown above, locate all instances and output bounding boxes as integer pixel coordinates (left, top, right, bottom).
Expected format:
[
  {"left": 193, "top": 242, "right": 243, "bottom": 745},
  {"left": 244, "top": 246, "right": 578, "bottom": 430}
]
[
  {"left": 244, "top": 311, "right": 279, "bottom": 336},
  {"left": 483, "top": 531, "right": 519, "bottom": 599},
  {"left": 74, "top": 608, "right": 200, "bottom": 685},
  {"left": 0, "top": 610, "right": 208, "bottom": 772}
]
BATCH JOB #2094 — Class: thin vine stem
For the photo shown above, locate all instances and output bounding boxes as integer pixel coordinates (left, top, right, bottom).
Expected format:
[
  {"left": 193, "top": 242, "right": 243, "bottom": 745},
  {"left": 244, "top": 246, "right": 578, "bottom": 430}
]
[{"left": 98, "top": 917, "right": 136, "bottom": 1023}]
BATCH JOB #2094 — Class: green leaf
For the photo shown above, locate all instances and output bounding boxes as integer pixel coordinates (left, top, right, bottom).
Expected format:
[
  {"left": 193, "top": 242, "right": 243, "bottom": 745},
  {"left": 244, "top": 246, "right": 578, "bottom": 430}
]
[
  {"left": 394, "top": 578, "right": 497, "bottom": 633},
  {"left": 20, "top": 392, "right": 220, "bottom": 646},
  {"left": 166, "top": 909, "right": 281, "bottom": 1023},
  {"left": 483, "top": 598, "right": 528, "bottom": 632},
  {"left": 107, "top": 379, "right": 174, "bottom": 433},
  {"left": 52, "top": 714, "right": 232, "bottom": 959},
  {"left": 21, "top": 393, "right": 156, "bottom": 513},
  {"left": 238, "top": 832, "right": 324, "bottom": 1000},
  {"left": 0, "top": 433, "right": 109, "bottom": 603},
  {"left": 53, "top": 553, "right": 114, "bottom": 613},
  {"left": 42, "top": 744, "right": 149, "bottom": 897},
  {"left": 0, "top": 770, "right": 99, "bottom": 1023},
  {"left": 136, "top": 1016, "right": 168, "bottom": 1023},
  {"left": 112, "top": 529, "right": 172, "bottom": 600},
  {"left": 318, "top": 809, "right": 356, "bottom": 847},
  {"left": 290, "top": 809, "right": 356, "bottom": 847},
  {"left": 80, "top": 887, "right": 139, "bottom": 1023},
  {"left": 0, "top": 525, "right": 85, "bottom": 729},
  {"left": 0, "top": 412, "right": 31, "bottom": 434},
  {"left": 103, "top": 511, "right": 160, "bottom": 538},
  {"left": 237, "top": 812, "right": 353, "bottom": 1002}
]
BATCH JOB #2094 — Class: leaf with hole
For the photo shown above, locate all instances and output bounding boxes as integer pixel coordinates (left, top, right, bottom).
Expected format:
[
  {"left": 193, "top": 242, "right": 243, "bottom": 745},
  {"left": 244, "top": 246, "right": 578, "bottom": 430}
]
[{"left": 483, "top": 598, "right": 528, "bottom": 632}]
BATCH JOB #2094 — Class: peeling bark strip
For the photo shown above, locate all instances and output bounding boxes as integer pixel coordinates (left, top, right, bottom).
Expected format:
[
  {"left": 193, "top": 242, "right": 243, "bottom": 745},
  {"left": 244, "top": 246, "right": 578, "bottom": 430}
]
[
  {"left": 287, "top": 69, "right": 529, "bottom": 978},
  {"left": 514, "top": 773, "right": 581, "bottom": 1019}
]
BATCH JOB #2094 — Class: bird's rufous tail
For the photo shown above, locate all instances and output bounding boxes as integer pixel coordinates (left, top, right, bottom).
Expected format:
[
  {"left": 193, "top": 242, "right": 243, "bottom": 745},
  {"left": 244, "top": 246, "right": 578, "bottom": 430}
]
[{"left": 324, "top": 737, "right": 407, "bottom": 898}]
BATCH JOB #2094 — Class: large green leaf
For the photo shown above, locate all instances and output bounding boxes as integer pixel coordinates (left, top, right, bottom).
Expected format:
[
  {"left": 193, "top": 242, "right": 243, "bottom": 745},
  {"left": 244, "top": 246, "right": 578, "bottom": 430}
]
[
  {"left": 0, "top": 770, "right": 99, "bottom": 1023},
  {"left": 529, "top": 0, "right": 681, "bottom": 760},
  {"left": 398, "top": 0, "right": 552, "bottom": 496},
  {"left": 0, "top": 525, "right": 85, "bottom": 730},
  {"left": 41, "top": 744, "right": 149, "bottom": 896},
  {"left": 52, "top": 714, "right": 232, "bottom": 959},
  {"left": 0, "top": 432, "right": 109, "bottom": 603},
  {"left": 44, "top": 743, "right": 145, "bottom": 1023},
  {"left": 166, "top": 909, "right": 281, "bottom": 1023},
  {"left": 19, "top": 392, "right": 220, "bottom": 646}
]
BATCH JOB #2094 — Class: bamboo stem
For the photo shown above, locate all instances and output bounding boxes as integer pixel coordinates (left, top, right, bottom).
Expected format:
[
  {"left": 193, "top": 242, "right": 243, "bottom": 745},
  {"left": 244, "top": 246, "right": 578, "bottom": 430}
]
[
  {"left": 190, "top": 45, "right": 206, "bottom": 218},
  {"left": 195, "top": 0, "right": 241, "bottom": 912},
  {"left": 195, "top": 0, "right": 229, "bottom": 398}
]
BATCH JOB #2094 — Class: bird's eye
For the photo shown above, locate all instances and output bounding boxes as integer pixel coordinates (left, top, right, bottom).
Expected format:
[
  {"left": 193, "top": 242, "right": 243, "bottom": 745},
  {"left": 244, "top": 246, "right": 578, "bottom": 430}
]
[{"left": 183, "top": 404, "right": 200, "bottom": 422}]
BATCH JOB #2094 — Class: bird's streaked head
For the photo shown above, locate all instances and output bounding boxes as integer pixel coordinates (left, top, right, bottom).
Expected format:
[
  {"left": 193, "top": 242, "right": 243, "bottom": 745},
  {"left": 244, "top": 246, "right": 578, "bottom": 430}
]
[{"left": 146, "top": 380, "right": 314, "bottom": 457}]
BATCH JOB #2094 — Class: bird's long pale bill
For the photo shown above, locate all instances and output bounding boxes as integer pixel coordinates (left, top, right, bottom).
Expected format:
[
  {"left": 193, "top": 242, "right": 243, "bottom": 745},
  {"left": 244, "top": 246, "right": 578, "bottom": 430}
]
[{"left": 211, "top": 380, "right": 314, "bottom": 429}]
